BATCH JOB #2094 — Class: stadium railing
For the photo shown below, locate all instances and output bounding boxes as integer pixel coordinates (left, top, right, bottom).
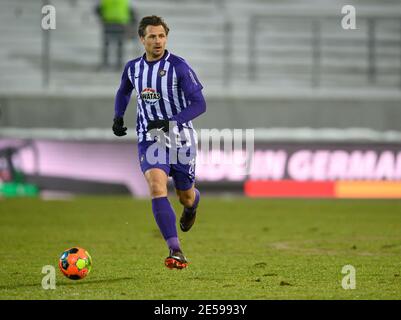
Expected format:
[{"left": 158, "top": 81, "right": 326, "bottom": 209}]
[{"left": 247, "top": 12, "right": 401, "bottom": 89}]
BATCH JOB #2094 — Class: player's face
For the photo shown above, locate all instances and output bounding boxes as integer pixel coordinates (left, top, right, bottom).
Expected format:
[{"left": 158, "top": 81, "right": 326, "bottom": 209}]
[{"left": 141, "top": 25, "right": 167, "bottom": 61}]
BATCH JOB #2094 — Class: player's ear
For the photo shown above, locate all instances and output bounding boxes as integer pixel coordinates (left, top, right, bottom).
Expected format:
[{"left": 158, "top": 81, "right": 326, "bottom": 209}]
[{"left": 140, "top": 36, "right": 145, "bottom": 45}]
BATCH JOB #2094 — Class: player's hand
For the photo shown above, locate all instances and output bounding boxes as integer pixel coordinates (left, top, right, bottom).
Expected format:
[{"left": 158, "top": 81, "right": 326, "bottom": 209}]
[
  {"left": 147, "top": 120, "right": 170, "bottom": 133},
  {"left": 112, "top": 117, "right": 127, "bottom": 136}
]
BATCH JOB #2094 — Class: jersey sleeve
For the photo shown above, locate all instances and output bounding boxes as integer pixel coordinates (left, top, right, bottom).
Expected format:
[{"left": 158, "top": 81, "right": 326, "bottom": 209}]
[
  {"left": 114, "top": 62, "right": 134, "bottom": 118},
  {"left": 171, "top": 89, "right": 206, "bottom": 124},
  {"left": 171, "top": 61, "right": 206, "bottom": 124},
  {"left": 175, "top": 61, "right": 203, "bottom": 98}
]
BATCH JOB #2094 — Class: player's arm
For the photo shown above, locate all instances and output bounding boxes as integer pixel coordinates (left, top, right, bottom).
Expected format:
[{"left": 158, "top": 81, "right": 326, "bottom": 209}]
[
  {"left": 173, "top": 63, "right": 206, "bottom": 124},
  {"left": 147, "top": 63, "right": 206, "bottom": 132},
  {"left": 171, "top": 89, "right": 206, "bottom": 124},
  {"left": 113, "top": 63, "right": 134, "bottom": 137},
  {"left": 147, "top": 90, "right": 206, "bottom": 132}
]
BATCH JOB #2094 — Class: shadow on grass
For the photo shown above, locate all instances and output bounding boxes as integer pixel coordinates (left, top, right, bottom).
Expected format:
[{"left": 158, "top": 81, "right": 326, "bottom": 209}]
[{"left": 0, "top": 277, "right": 134, "bottom": 291}]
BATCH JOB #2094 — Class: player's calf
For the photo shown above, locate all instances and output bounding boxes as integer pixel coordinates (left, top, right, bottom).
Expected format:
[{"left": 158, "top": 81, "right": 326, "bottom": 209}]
[{"left": 179, "top": 188, "right": 200, "bottom": 232}]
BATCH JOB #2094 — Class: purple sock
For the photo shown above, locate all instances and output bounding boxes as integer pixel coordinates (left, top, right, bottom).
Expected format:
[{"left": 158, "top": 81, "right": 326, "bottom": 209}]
[
  {"left": 166, "top": 237, "right": 181, "bottom": 252},
  {"left": 185, "top": 188, "right": 200, "bottom": 212},
  {"left": 151, "top": 197, "right": 181, "bottom": 251}
]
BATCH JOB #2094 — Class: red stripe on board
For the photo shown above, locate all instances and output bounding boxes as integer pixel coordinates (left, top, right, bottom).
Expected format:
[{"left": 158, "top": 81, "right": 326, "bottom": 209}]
[{"left": 244, "top": 180, "right": 336, "bottom": 198}]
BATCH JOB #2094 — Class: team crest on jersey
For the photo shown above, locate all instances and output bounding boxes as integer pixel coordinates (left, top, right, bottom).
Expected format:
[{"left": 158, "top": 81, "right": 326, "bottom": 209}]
[
  {"left": 159, "top": 69, "right": 166, "bottom": 77},
  {"left": 141, "top": 88, "right": 161, "bottom": 105}
]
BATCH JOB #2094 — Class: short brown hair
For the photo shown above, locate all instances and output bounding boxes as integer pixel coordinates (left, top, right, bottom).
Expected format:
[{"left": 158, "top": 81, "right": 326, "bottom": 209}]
[{"left": 138, "top": 15, "right": 170, "bottom": 38}]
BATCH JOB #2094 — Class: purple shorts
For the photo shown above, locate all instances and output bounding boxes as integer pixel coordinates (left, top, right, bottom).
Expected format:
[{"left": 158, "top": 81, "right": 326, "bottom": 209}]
[{"left": 138, "top": 140, "right": 196, "bottom": 191}]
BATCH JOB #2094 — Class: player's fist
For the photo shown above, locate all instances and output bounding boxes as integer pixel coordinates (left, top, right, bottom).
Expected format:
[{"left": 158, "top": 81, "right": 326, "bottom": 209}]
[
  {"left": 147, "top": 120, "right": 170, "bottom": 133},
  {"left": 112, "top": 117, "right": 127, "bottom": 136}
]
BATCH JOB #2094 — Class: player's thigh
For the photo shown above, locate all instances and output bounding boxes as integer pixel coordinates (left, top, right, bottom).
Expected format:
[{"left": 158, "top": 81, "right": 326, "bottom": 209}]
[
  {"left": 144, "top": 168, "right": 169, "bottom": 198},
  {"left": 171, "top": 146, "right": 196, "bottom": 192},
  {"left": 138, "top": 141, "right": 170, "bottom": 169},
  {"left": 172, "top": 161, "right": 196, "bottom": 206}
]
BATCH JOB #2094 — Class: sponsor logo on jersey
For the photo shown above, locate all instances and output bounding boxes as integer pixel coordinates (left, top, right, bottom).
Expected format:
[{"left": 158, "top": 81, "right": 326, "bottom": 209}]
[
  {"left": 159, "top": 69, "right": 166, "bottom": 77},
  {"left": 141, "top": 88, "right": 161, "bottom": 105}
]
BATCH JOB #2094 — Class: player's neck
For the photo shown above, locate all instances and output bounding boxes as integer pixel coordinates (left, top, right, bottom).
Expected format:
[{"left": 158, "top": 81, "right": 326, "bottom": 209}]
[{"left": 145, "top": 50, "right": 166, "bottom": 62}]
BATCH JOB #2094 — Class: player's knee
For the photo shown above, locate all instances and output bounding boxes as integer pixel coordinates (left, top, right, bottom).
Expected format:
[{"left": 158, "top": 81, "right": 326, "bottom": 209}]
[
  {"left": 148, "top": 180, "right": 167, "bottom": 198},
  {"left": 178, "top": 192, "right": 195, "bottom": 208}
]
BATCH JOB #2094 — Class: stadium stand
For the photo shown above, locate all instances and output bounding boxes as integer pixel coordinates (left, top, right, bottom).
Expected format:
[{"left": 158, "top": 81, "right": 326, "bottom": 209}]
[
  {"left": 1, "top": 0, "right": 401, "bottom": 197},
  {"left": 0, "top": 0, "right": 400, "bottom": 139},
  {"left": 0, "top": 0, "right": 400, "bottom": 92}
]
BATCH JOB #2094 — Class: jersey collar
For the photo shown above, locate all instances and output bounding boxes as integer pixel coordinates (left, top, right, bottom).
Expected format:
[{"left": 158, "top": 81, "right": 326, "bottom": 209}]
[{"left": 142, "top": 50, "right": 170, "bottom": 65}]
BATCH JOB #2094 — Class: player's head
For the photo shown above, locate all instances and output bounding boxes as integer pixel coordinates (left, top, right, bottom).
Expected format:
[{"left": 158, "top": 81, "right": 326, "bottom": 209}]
[{"left": 138, "top": 15, "right": 170, "bottom": 61}]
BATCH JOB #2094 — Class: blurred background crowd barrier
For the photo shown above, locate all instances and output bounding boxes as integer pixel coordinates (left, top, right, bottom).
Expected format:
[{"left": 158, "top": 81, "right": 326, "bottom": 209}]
[{"left": 1, "top": 0, "right": 401, "bottom": 198}]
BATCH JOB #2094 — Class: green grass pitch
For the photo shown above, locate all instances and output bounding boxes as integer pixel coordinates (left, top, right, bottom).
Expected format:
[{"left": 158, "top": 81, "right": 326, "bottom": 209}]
[{"left": 0, "top": 196, "right": 400, "bottom": 299}]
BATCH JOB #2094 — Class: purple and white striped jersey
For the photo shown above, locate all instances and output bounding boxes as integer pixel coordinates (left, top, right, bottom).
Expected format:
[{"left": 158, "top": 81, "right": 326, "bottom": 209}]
[{"left": 115, "top": 50, "right": 204, "bottom": 143}]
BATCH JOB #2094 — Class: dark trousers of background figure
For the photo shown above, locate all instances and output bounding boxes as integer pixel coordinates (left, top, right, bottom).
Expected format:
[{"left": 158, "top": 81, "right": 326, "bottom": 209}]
[{"left": 102, "top": 23, "right": 126, "bottom": 70}]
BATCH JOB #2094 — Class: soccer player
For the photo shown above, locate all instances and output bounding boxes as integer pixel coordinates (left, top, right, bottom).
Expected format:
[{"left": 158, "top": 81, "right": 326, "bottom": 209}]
[{"left": 112, "top": 15, "right": 206, "bottom": 269}]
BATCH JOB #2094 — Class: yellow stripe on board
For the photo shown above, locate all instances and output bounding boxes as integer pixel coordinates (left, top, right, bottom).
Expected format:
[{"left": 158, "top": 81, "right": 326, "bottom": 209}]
[{"left": 336, "top": 181, "right": 401, "bottom": 198}]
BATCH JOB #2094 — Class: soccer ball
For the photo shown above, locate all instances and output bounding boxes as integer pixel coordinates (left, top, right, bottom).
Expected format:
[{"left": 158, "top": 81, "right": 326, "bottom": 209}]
[{"left": 58, "top": 247, "right": 92, "bottom": 280}]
